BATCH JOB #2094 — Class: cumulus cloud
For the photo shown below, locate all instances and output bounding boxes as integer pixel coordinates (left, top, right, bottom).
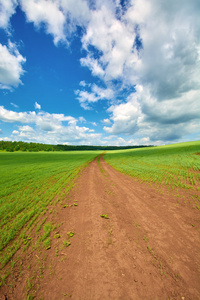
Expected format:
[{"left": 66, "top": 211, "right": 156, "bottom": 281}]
[
  {"left": 130, "top": 0, "right": 200, "bottom": 101},
  {"left": 0, "top": 41, "right": 26, "bottom": 89},
  {"left": 0, "top": 0, "right": 17, "bottom": 30},
  {"left": 20, "top": 0, "right": 66, "bottom": 45},
  {"left": 102, "top": 118, "right": 111, "bottom": 125},
  {"left": 75, "top": 90, "right": 98, "bottom": 107},
  {"left": 104, "top": 85, "right": 200, "bottom": 143},
  {"left": 79, "top": 80, "right": 87, "bottom": 87},
  {"left": 75, "top": 83, "right": 114, "bottom": 109},
  {"left": 97, "top": 0, "right": 200, "bottom": 143},
  {"left": 141, "top": 89, "right": 200, "bottom": 125},
  {"left": 20, "top": 0, "right": 90, "bottom": 45},
  {"left": 11, "top": 125, "right": 35, "bottom": 140},
  {"left": 104, "top": 92, "right": 141, "bottom": 135},
  {"left": 0, "top": 0, "right": 199, "bottom": 144},
  {"left": 0, "top": 105, "right": 77, "bottom": 127},
  {"left": 10, "top": 124, "right": 102, "bottom": 145},
  {"left": 102, "top": 135, "right": 138, "bottom": 147},
  {"left": 78, "top": 116, "right": 86, "bottom": 123},
  {"left": 0, "top": 137, "right": 11, "bottom": 142},
  {"left": 80, "top": 55, "right": 105, "bottom": 78},
  {"left": 137, "top": 119, "right": 200, "bottom": 144},
  {"left": 34, "top": 101, "right": 41, "bottom": 110},
  {"left": 18, "top": 125, "right": 35, "bottom": 132},
  {"left": 0, "top": 106, "right": 102, "bottom": 145},
  {"left": 80, "top": 1, "right": 138, "bottom": 83},
  {"left": 59, "top": 0, "right": 90, "bottom": 28},
  {"left": 12, "top": 130, "right": 19, "bottom": 134},
  {"left": 0, "top": 106, "right": 36, "bottom": 123},
  {"left": 80, "top": 0, "right": 200, "bottom": 93}
]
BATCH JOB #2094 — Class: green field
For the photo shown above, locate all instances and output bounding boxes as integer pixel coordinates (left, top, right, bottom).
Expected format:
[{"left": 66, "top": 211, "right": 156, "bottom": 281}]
[
  {"left": 104, "top": 141, "right": 200, "bottom": 191},
  {"left": 0, "top": 151, "right": 100, "bottom": 275},
  {"left": 1, "top": 141, "right": 200, "bottom": 288}
]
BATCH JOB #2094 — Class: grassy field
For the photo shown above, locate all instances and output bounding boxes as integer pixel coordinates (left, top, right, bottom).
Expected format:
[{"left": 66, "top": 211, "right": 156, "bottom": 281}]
[
  {"left": 105, "top": 141, "right": 200, "bottom": 192},
  {"left": 0, "top": 151, "right": 100, "bottom": 279},
  {"left": 1, "top": 141, "right": 200, "bottom": 290}
]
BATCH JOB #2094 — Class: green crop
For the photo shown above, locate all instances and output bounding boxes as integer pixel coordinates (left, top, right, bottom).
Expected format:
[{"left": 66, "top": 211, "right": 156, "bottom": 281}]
[
  {"left": 104, "top": 141, "right": 200, "bottom": 191},
  {"left": 0, "top": 151, "right": 100, "bottom": 271}
]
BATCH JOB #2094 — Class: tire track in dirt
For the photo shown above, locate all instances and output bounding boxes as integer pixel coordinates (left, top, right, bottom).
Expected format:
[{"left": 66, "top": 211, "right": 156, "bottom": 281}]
[
  {"left": 40, "top": 155, "right": 200, "bottom": 300},
  {"left": 1, "top": 155, "right": 200, "bottom": 300}
]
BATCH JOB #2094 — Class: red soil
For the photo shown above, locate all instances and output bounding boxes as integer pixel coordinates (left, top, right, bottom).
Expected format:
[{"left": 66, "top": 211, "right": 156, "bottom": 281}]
[{"left": 1, "top": 156, "right": 200, "bottom": 300}]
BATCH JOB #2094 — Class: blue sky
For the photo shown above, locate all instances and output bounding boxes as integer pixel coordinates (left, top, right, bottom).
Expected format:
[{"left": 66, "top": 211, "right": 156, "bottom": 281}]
[{"left": 0, "top": 0, "right": 199, "bottom": 146}]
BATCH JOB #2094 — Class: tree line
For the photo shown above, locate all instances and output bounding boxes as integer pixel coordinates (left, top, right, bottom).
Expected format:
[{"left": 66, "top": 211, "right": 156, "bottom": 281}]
[{"left": 0, "top": 141, "right": 153, "bottom": 152}]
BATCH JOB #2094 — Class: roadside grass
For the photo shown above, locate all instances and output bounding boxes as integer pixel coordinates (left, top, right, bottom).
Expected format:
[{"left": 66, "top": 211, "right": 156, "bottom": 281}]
[
  {"left": 0, "top": 151, "right": 101, "bottom": 286},
  {"left": 104, "top": 141, "right": 200, "bottom": 197}
]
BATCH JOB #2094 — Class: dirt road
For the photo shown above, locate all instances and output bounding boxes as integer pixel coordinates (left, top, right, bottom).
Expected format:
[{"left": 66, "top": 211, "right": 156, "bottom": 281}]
[{"left": 1, "top": 156, "right": 200, "bottom": 299}]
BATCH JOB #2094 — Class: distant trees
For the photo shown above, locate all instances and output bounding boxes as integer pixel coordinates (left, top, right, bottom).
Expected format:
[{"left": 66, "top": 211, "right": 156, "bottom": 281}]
[
  {"left": 0, "top": 141, "right": 153, "bottom": 152},
  {"left": 0, "top": 141, "right": 56, "bottom": 152}
]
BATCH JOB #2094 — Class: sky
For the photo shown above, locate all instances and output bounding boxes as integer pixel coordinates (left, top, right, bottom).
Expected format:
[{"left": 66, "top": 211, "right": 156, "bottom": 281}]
[{"left": 0, "top": 0, "right": 199, "bottom": 146}]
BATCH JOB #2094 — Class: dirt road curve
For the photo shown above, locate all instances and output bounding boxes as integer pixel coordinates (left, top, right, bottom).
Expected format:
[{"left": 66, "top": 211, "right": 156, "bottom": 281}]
[{"left": 1, "top": 156, "right": 200, "bottom": 299}]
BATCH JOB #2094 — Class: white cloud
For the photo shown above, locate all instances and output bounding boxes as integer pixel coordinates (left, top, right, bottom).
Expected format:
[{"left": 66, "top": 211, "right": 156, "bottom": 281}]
[
  {"left": 141, "top": 88, "right": 200, "bottom": 125},
  {"left": 12, "top": 130, "right": 19, "bottom": 134},
  {"left": 18, "top": 125, "right": 34, "bottom": 132},
  {"left": 0, "top": 106, "right": 36, "bottom": 123},
  {"left": 80, "top": 2, "right": 138, "bottom": 82},
  {"left": 10, "top": 125, "right": 102, "bottom": 145},
  {"left": 75, "top": 83, "right": 114, "bottom": 109},
  {"left": 131, "top": 0, "right": 200, "bottom": 101},
  {"left": 79, "top": 80, "right": 87, "bottom": 87},
  {"left": 12, "top": 125, "right": 35, "bottom": 139},
  {"left": 10, "top": 102, "right": 18, "bottom": 108},
  {"left": 20, "top": 0, "right": 90, "bottom": 45},
  {"left": 0, "top": 0, "right": 17, "bottom": 30},
  {"left": 0, "top": 0, "right": 199, "bottom": 144},
  {"left": 20, "top": 0, "right": 66, "bottom": 45},
  {"left": 92, "top": 84, "right": 114, "bottom": 100},
  {"left": 137, "top": 120, "right": 200, "bottom": 144},
  {"left": 0, "top": 106, "right": 77, "bottom": 129},
  {"left": 80, "top": 55, "right": 105, "bottom": 78},
  {"left": 104, "top": 92, "right": 141, "bottom": 135},
  {"left": 34, "top": 101, "right": 41, "bottom": 110},
  {"left": 79, "top": 0, "right": 200, "bottom": 94},
  {"left": 76, "top": 90, "right": 98, "bottom": 105},
  {"left": 59, "top": 0, "right": 90, "bottom": 28},
  {"left": 0, "top": 137, "right": 11, "bottom": 141},
  {"left": 0, "top": 0, "right": 90, "bottom": 45},
  {"left": 102, "top": 118, "right": 111, "bottom": 125},
  {"left": 0, "top": 106, "right": 102, "bottom": 145},
  {"left": 104, "top": 84, "right": 200, "bottom": 143},
  {"left": 0, "top": 41, "right": 26, "bottom": 89},
  {"left": 102, "top": 135, "right": 135, "bottom": 146},
  {"left": 86, "top": 0, "right": 200, "bottom": 143},
  {"left": 79, "top": 116, "right": 86, "bottom": 123},
  {"left": 104, "top": 136, "right": 127, "bottom": 146}
]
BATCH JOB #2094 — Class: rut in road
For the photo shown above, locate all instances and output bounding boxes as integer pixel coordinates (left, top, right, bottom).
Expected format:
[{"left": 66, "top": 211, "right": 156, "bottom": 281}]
[
  {"left": 39, "top": 155, "right": 200, "bottom": 300},
  {"left": 2, "top": 155, "right": 200, "bottom": 300}
]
